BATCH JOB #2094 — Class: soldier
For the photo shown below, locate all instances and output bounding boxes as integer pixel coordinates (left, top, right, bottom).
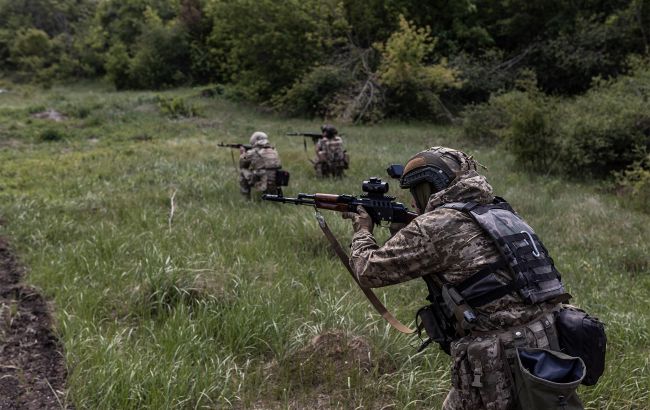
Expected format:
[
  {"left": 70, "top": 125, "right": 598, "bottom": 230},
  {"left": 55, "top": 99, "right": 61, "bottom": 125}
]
[
  {"left": 342, "top": 147, "right": 583, "bottom": 409},
  {"left": 239, "top": 131, "right": 282, "bottom": 199},
  {"left": 314, "top": 124, "right": 349, "bottom": 178}
]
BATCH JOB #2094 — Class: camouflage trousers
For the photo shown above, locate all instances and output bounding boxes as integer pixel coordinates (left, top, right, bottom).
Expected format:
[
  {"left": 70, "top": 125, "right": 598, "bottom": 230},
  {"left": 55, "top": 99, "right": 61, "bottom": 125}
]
[
  {"left": 443, "top": 312, "right": 558, "bottom": 410},
  {"left": 314, "top": 160, "right": 345, "bottom": 178},
  {"left": 239, "top": 168, "right": 278, "bottom": 197}
]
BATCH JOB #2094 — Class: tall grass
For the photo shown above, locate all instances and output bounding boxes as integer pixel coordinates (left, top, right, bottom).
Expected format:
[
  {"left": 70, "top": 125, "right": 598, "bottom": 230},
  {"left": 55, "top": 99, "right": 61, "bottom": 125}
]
[{"left": 0, "top": 83, "right": 648, "bottom": 408}]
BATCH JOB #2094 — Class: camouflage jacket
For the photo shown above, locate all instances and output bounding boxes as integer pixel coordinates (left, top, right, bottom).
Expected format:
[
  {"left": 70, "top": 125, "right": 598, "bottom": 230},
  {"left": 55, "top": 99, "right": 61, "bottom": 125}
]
[
  {"left": 239, "top": 144, "right": 281, "bottom": 171},
  {"left": 349, "top": 170, "right": 556, "bottom": 331}
]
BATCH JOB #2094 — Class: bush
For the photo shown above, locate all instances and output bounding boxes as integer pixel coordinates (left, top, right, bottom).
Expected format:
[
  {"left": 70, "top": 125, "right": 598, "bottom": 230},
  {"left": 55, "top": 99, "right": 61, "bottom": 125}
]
[
  {"left": 156, "top": 95, "right": 198, "bottom": 119},
  {"left": 273, "top": 65, "right": 353, "bottom": 117},
  {"left": 40, "top": 128, "right": 65, "bottom": 142},
  {"left": 375, "top": 15, "right": 462, "bottom": 121},
  {"left": 461, "top": 98, "right": 512, "bottom": 143},
  {"left": 464, "top": 61, "right": 650, "bottom": 178},
  {"left": 127, "top": 23, "right": 191, "bottom": 89},
  {"left": 556, "top": 63, "right": 650, "bottom": 177},
  {"left": 448, "top": 50, "right": 520, "bottom": 105},
  {"left": 616, "top": 154, "right": 650, "bottom": 213}
]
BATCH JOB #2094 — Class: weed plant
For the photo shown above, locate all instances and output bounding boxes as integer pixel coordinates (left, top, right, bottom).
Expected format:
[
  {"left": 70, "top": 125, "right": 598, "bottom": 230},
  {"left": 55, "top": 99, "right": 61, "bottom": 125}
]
[{"left": 0, "top": 83, "right": 648, "bottom": 408}]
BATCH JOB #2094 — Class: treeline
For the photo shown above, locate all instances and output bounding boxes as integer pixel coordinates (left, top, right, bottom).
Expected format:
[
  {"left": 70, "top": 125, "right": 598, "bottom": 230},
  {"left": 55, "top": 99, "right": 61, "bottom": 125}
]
[
  {"left": 1, "top": 0, "right": 648, "bottom": 118},
  {"left": 1, "top": 0, "right": 649, "bottom": 204}
]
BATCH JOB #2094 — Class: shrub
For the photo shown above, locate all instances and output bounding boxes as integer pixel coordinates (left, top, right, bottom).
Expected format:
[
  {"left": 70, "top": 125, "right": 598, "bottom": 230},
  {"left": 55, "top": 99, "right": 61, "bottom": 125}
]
[
  {"left": 375, "top": 15, "right": 462, "bottom": 121},
  {"left": 156, "top": 95, "right": 198, "bottom": 119},
  {"left": 127, "top": 22, "right": 191, "bottom": 89},
  {"left": 40, "top": 128, "right": 65, "bottom": 142},
  {"left": 615, "top": 154, "right": 650, "bottom": 214},
  {"left": 556, "top": 62, "right": 650, "bottom": 177},
  {"left": 273, "top": 65, "right": 353, "bottom": 117},
  {"left": 448, "top": 50, "right": 520, "bottom": 105}
]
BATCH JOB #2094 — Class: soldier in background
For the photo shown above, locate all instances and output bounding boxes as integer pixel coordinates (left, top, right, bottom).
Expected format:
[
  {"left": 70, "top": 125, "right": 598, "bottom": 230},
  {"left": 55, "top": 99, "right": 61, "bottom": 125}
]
[
  {"left": 239, "top": 131, "right": 282, "bottom": 199},
  {"left": 314, "top": 124, "right": 349, "bottom": 178}
]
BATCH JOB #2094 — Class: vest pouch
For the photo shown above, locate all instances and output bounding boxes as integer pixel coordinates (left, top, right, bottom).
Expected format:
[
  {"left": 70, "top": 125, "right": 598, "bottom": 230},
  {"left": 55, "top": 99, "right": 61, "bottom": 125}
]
[
  {"left": 555, "top": 305, "right": 606, "bottom": 386},
  {"left": 512, "top": 348, "right": 584, "bottom": 410},
  {"left": 275, "top": 170, "right": 290, "bottom": 186}
]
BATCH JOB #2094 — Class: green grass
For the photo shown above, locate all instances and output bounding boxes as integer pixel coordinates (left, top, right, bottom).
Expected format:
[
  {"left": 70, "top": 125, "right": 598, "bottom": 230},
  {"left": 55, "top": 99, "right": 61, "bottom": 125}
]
[{"left": 0, "top": 81, "right": 648, "bottom": 408}]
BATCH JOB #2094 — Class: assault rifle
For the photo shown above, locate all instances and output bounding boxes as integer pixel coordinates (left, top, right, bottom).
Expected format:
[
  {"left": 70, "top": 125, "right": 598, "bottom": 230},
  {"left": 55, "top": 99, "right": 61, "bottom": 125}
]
[
  {"left": 218, "top": 142, "right": 252, "bottom": 150},
  {"left": 262, "top": 177, "right": 417, "bottom": 225},
  {"left": 286, "top": 131, "right": 322, "bottom": 144},
  {"left": 262, "top": 172, "right": 418, "bottom": 335}
]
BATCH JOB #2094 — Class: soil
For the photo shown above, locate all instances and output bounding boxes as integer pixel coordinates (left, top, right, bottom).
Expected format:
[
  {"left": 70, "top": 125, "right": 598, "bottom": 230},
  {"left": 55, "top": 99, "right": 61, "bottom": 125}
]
[
  {"left": 30, "top": 110, "right": 67, "bottom": 122},
  {"left": 0, "top": 237, "right": 69, "bottom": 409}
]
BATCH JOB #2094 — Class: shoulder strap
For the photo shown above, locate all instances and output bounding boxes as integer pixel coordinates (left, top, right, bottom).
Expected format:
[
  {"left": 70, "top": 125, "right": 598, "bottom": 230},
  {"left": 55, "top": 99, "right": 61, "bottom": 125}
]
[{"left": 315, "top": 212, "right": 415, "bottom": 334}]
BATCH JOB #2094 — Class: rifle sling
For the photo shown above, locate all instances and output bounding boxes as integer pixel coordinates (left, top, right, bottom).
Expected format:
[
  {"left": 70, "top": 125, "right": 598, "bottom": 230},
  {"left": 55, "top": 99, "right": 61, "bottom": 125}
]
[{"left": 314, "top": 212, "right": 415, "bottom": 335}]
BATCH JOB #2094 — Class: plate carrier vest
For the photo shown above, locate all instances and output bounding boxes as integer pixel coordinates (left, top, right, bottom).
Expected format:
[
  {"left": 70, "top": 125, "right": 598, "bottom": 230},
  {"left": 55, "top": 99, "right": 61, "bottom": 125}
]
[
  {"left": 416, "top": 197, "right": 570, "bottom": 353},
  {"left": 441, "top": 197, "right": 568, "bottom": 307}
]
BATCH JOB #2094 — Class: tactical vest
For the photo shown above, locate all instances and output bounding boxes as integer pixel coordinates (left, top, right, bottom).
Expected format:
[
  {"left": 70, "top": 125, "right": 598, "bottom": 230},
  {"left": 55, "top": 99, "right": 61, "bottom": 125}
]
[{"left": 441, "top": 198, "right": 568, "bottom": 306}]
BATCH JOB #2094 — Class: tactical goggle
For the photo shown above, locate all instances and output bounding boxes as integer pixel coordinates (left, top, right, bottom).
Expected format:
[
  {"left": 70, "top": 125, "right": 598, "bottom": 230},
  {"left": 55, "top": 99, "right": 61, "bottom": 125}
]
[{"left": 399, "top": 166, "right": 452, "bottom": 193}]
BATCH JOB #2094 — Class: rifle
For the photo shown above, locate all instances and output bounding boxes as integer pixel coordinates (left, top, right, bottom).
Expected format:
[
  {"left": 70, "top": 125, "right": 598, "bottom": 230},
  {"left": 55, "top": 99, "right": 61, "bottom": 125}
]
[
  {"left": 286, "top": 132, "right": 322, "bottom": 143},
  {"left": 286, "top": 131, "right": 322, "bottom": 152},
  {"left": 217, "top": 142, "right": 252, "bottom": 150},
  {"left": 262, "top": 176, "right": 417, "bottom": 334},
  {"left": 217, "top": 142, "right": 251, "bottom": 172},
  {"left": 262, "top": 177, "right": 417, "bottom": 225}
]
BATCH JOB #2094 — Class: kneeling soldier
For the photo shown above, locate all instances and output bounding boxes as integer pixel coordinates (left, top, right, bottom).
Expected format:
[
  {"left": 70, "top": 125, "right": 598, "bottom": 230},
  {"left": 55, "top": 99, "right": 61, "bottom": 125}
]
[
  {"left": 314, "top": 124, "right": 349, "bottom": 178},
  {"left": 343, "top": 147, "right": 585, "bottom": 410},
  {"left": 239, "top": 132, "right": 282, "bottom": 199}
]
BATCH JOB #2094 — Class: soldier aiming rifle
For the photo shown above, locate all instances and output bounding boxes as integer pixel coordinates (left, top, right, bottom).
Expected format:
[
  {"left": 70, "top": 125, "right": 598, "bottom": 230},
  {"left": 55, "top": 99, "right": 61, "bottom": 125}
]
[
  {"left": 219, "top": 132, "right": 289, "bottom": 199},
  {"left": 286, "top": 124, "right": 349, "bottom": 178}
]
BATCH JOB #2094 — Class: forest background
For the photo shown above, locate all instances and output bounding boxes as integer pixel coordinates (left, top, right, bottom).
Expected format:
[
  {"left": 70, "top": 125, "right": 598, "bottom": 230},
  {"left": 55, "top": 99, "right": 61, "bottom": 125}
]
[
  {"left": 2, "top": 0, "right": 649, "bottom": 194},
  {"left": 0, "top": 0, "right": 649, "bottom": 408}
]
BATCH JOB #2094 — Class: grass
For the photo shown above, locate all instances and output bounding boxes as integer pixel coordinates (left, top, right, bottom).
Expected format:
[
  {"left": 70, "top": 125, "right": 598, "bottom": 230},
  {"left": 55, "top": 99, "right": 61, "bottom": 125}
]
[{"left": 0, "top": 81, "right": 649, "bottom": 408}]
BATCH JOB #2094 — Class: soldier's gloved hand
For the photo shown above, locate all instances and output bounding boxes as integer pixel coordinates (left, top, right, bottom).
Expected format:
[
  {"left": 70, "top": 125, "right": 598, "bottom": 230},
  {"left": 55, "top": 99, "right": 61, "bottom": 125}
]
[
  {"left": 342, "top": 206, "right": 374, "bottom": 233},
  {"left": 389, "top": 222, "right": 407, "bottom": 237}
]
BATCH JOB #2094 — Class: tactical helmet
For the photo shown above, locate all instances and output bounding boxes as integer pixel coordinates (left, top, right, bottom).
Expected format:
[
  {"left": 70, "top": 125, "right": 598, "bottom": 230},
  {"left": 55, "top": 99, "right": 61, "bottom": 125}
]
[
  {"left": 321, "top": 124, "right": 338, "bottom": 139},
  {"left": 249, "top": 131, "right": 269, "bottom": 146},
  {"left": 400, "top": 147, "right": 479, "bottom": 193}
]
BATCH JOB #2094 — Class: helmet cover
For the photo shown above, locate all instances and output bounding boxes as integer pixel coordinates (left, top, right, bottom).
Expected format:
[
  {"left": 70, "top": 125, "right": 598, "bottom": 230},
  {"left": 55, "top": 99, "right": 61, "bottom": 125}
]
[{"left": 250, "top": 131, "right": 269, "bottom": 146}]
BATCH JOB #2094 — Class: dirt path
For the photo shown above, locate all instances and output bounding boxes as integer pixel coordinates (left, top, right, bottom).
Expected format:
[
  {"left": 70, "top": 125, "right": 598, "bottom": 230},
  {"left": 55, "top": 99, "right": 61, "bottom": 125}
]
[{"left": 0, "top": 237, "right": 69, "bottom": 409}]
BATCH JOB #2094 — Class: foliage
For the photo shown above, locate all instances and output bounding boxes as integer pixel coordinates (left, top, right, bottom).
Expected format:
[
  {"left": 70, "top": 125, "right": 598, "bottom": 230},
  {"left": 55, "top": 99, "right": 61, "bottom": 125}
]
[
  {"left": 463, "top": 61, "right": 650, "bottom": 179},
  {"left": 374, "top": 16, "right": 462, "bottom": 120},
  {"left": 273, "top": 65, "right": 353, "bottom": 118},
  {"left": 156, "top": 95, "right": 198, "bottom": 118},
  {"left": 616, "top": 154, "right": 650, "bottom": 213},
  {"left": 205, "top": 0, "right": 348, "bottom": 101},
  {"left": 447, "top": 50, "right": 520, "bottom": 105},
  {"left": 556, "top": 60, "right": 650, "bottom": 177},
  {"left": 39, "top": 128, "right": 66, "bottom": 142}
]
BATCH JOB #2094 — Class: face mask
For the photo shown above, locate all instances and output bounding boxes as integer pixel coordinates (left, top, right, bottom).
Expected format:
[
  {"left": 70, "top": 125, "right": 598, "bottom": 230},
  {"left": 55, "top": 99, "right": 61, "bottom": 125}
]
[{"left": 410, "top": 183, "right": 433, "bottom": 214}]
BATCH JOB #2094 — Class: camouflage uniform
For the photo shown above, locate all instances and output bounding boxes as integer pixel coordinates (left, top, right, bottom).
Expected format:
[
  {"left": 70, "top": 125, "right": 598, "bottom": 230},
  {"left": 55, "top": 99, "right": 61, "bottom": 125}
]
[
  {"left": 314, "top": 135, "right": 348, "bottom": 177},
  {"left": 239, "top": 141, "right": 282, "bottom": 197},
  {"left": 349, "top": 168, "right": 560, "bottom": 410}
]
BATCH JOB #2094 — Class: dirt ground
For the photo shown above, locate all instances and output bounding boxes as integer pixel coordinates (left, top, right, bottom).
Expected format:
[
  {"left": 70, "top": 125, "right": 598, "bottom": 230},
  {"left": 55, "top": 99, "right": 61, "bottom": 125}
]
[{"left": 0, "top": 237, "right": 69, "bottom": 409}]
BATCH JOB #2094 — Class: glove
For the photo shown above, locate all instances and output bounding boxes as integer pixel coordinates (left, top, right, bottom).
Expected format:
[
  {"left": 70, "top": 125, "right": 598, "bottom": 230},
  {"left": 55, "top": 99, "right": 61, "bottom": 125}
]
[{"left": 342, "top": 205, "right": 374, "bottom": 233}]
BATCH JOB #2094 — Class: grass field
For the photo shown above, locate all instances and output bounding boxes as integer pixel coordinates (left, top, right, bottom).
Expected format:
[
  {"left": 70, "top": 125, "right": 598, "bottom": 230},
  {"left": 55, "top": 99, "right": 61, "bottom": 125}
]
[{"left": 0, "top": 82, "right": 649, "bottom": 409}]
